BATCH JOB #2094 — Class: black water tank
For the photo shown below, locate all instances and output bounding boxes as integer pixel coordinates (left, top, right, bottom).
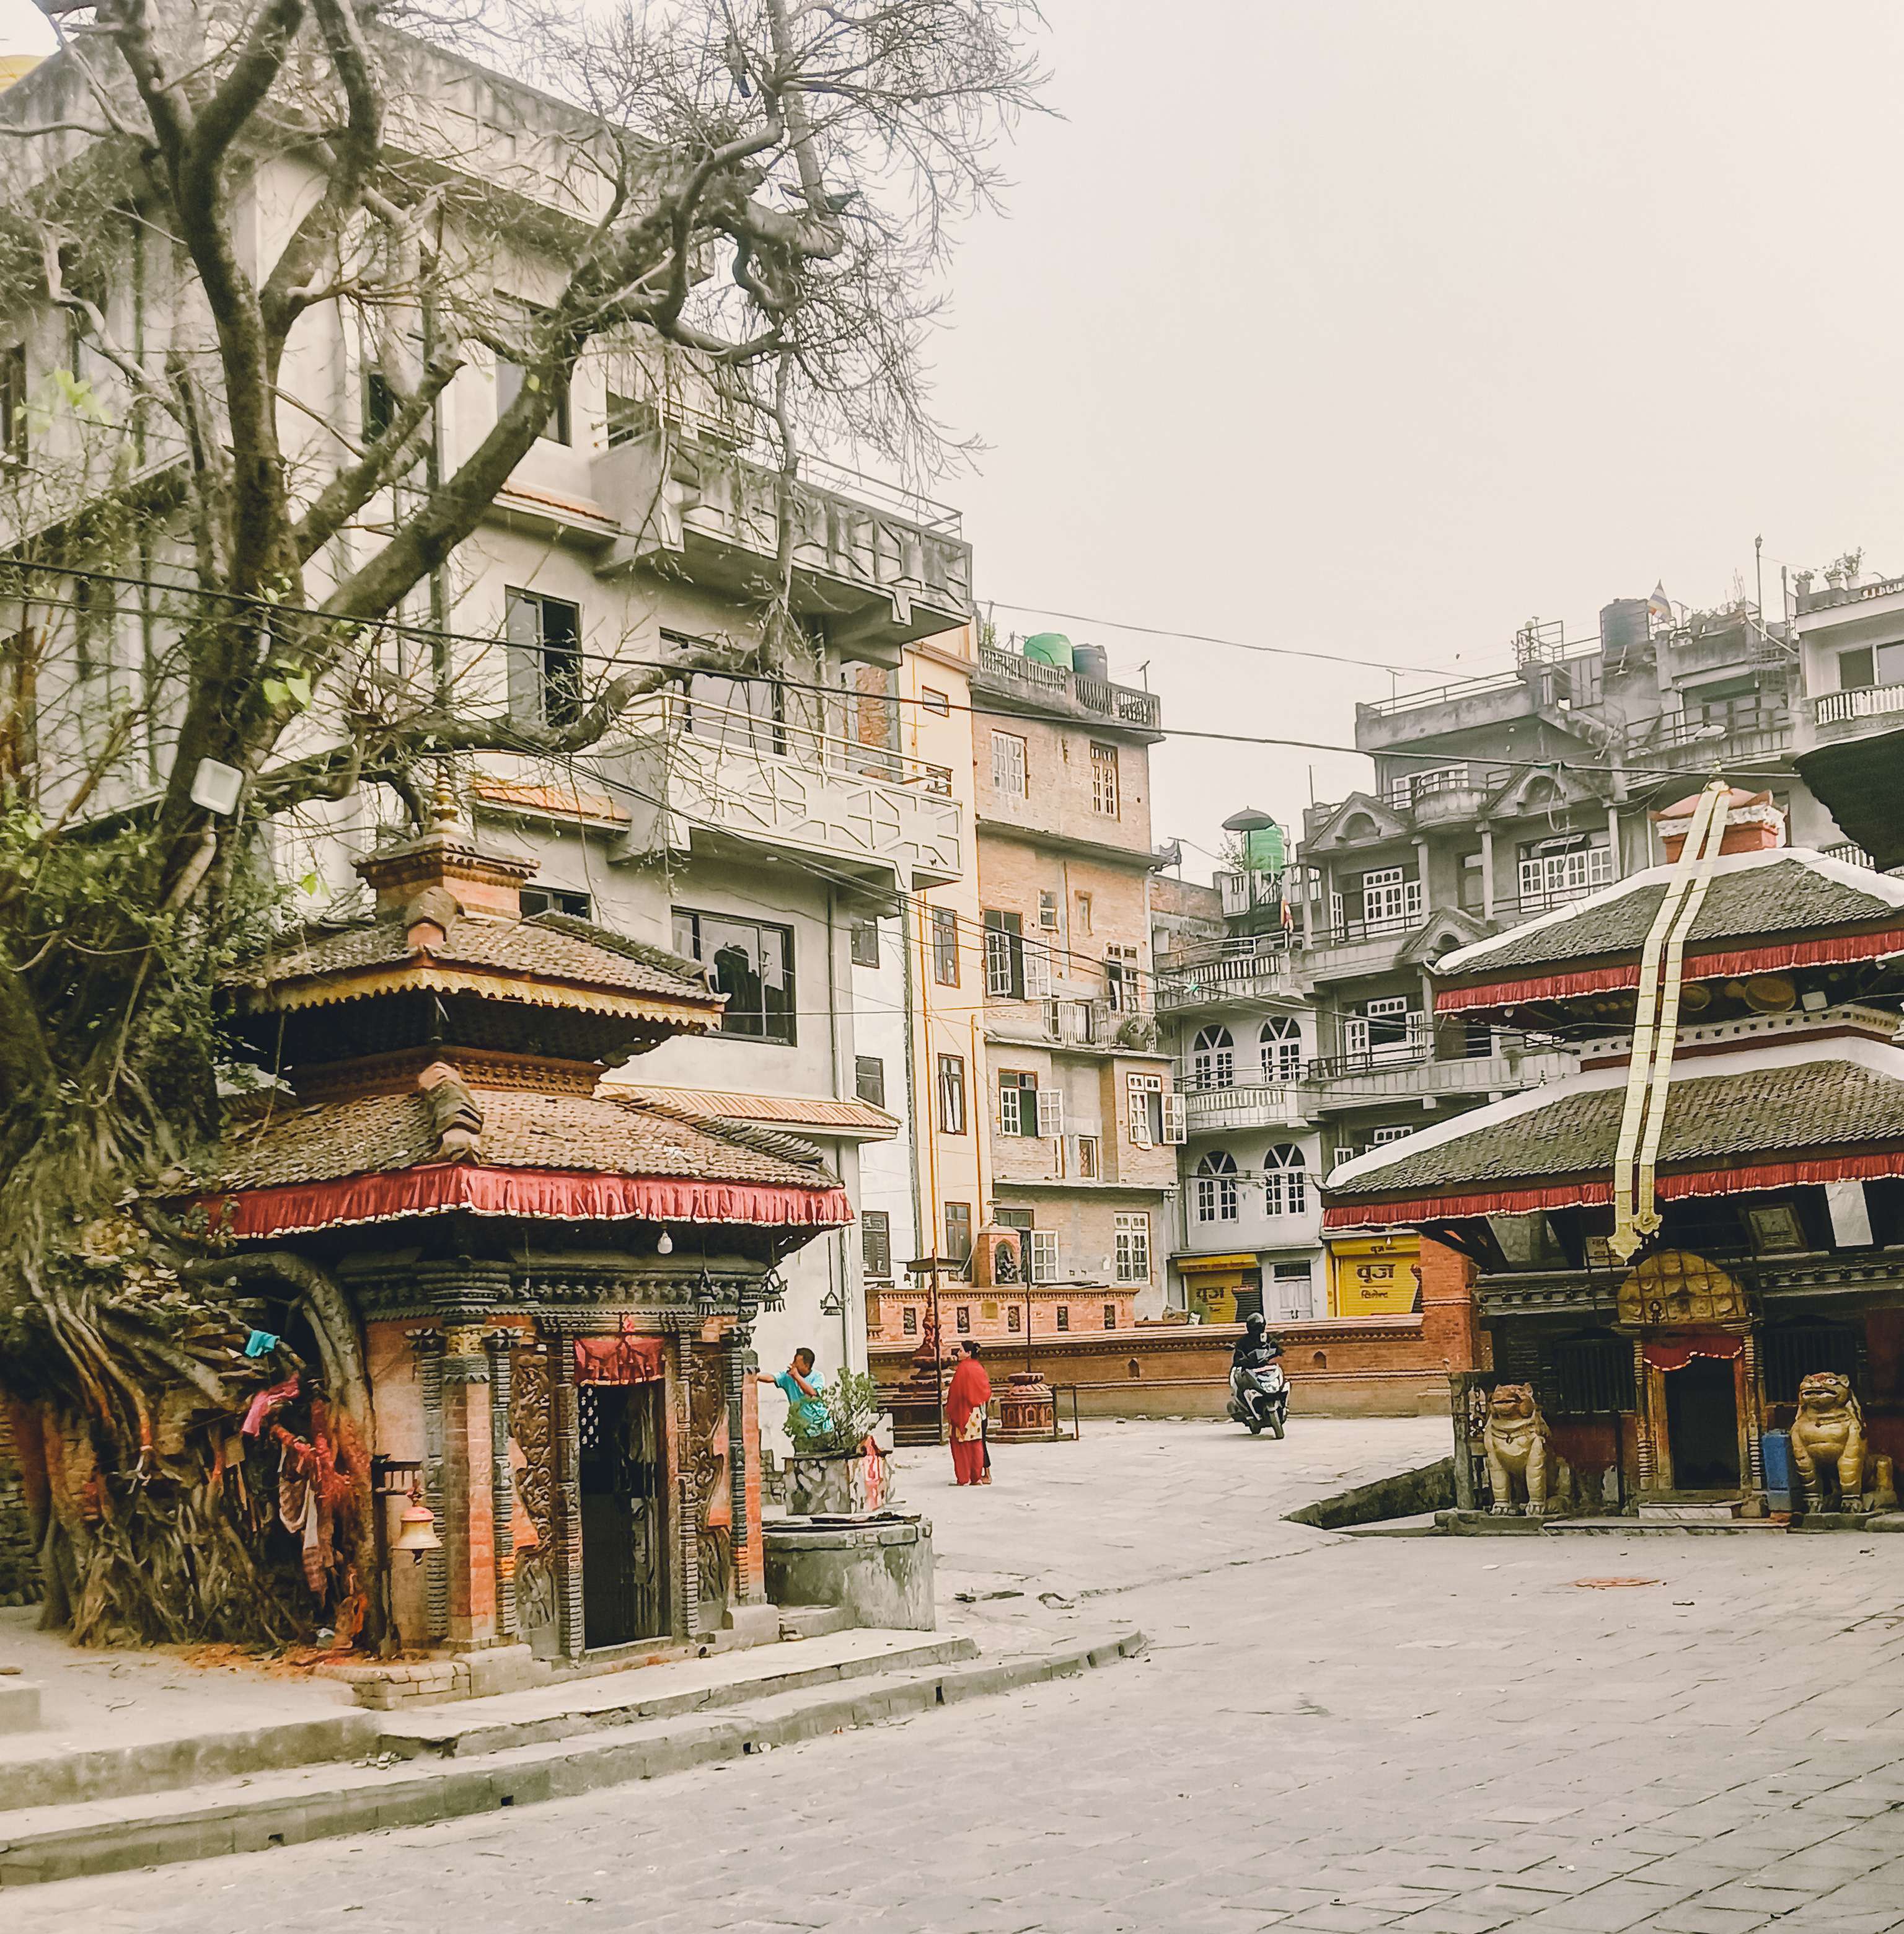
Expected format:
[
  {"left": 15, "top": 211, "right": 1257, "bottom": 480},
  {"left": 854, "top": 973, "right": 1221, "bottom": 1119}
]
[
  {"left": 1072, "top": 640, "right": 1110, "bottom": 682},
  {"left": 1600, "top": 598, "right": 1649, "bottom": 656}
]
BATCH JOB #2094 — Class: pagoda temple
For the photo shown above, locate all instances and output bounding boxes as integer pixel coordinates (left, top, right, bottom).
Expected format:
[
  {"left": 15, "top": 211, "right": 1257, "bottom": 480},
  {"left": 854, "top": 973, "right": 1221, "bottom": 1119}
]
[
  {"left": 209, "top": 790, "right": 851, "bottom": 1663},
  {"left": 1322, "top": 781, "right": 1904, "bottom": 1519}
]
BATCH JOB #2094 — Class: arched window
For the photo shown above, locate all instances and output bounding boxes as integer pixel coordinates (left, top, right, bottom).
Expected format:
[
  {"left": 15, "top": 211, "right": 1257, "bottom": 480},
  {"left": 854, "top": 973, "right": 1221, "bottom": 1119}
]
[
  {"left": 1195, "top": 1150, "right": 1240, "bottom": 1222},
  {"left": 1264, "top": 1144, "right": 1307, "bottom": 1219},
  {"left": 1259, "top": 1016, "right": 1302, "bottom": 1083},
  {"left": 1191, "top": 1025, "right": 1235, "bottom": 1091}
]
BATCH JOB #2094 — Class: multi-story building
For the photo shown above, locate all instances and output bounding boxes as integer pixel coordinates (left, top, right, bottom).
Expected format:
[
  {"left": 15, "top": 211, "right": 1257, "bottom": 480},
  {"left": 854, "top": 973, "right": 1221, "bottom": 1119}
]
[
  {"left": 4, "top": 35, "right": 976, "bottom": 1450},
  {"left": 1298, "top": 595, "right": 1849, "bottom": 1311},
  {"left": 967, "top": 637, "right": 1181, "bottom": 1320},
  {"left": 1790, "top": 560, "right": 1904, "bottom": 869}
]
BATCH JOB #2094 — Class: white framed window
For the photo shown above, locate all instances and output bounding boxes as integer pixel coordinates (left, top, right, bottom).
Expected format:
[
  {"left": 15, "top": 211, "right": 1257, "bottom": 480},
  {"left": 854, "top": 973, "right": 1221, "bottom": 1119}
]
[
  {"left": 984, "top": 910, "right": 1023, "bottom": 998},
  {"left": 1036, "top": 1087, "right": 1066, "bottom": 1138},
  {"left": 1038, "top": 891, "right": 1059, "bottom": 930},
  {"left": 998, "top": 1069, "right": 1039, "bottom": 1137},
  {"left": 1192, "top": 1025, "right": 1235, "bottom": 1091},
  {"left": 1196, "top": 1150, "right": 1240, "bottom": 1223},
  {"left": 1075, "top": 1134, "right": 1100, "bottom": 1178},
  {"left": 1259, "top": 1017, "right": 1302, "bottom": 1082},
  {"left": 1264, "top": 1144, "right": 1308, "bottom": 1218},
  {"left": 1029, "top": 1230, "right": 1059, "bottom": 1283},
  {"left": 1163, "top": 1091, "right": 1187, "bottom": 1144},
  {"left": 1126, "top": 1072, "right": 1162, "bottom": 1147},
  {"left": 1372, "top": 1124, "right": 1412, "bottom": 1146},
  {"left": 1090, "top": 742, "right": 1120, "bottom": 817},
  {"left": 1023, "top": 939, "right": 1052, "bottom": 1001},
  {"left": 990, "top": 731, "right": 1028, "bottom": 797},
  {"left": 1517, "top": 838, "right": 1614, "bottom": 906},
  {"left": 1359, "top": 867, "right": 1422, "bottom": 927},
  {"left": 1114, "top": 1212, "right": 1151, "bottom": 1284}
]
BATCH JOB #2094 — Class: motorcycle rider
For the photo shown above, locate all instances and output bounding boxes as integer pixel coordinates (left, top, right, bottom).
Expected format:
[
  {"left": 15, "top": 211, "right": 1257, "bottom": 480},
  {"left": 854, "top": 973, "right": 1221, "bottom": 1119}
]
[{"left": 1232, "top": 1310, "right": 1282, "bottom": 1372}]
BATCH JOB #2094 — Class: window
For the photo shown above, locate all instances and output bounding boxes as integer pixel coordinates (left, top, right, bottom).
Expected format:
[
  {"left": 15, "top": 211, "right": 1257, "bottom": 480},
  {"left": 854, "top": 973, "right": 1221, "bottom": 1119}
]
[
  {"left": 1372, "top": 1124, "right": 1412, "bottom": 1145},
  {"left": 921, "top": 686, "right": 951, "bottom": 715},
  {"left": 1192, "top": 1025, "right": 1235, "bottom": 1091},
  {"left": 850, "top": 919, "right": 881, "bottom": 968},
  {"left": 1114, "top": 1212, "right": 1151, "bottom": 1284},
  {"left": 72, "top": 572, "right": 115, "bottom": 682},
  {"left": 1029, "top": 1231, "right": 1059, "bottom": 1283},
  {"left": 951, "top": 1304, "right": 970, "bottom": 1335},
  {"left": 1126, "top": 1072, "right": 1164, "bottom": 1147},
  {"left": 937, "top": 1054, "right": 967, "bottom": 1135},
  {"left": 1090, "top": 742, "right": 1120, "bottom": 817},
  {"left": 1840, "top": 647, "right": 1876, "bottom": 692},
  {"left": 1038, "top": 890, "right": 1059, "bottom": 930},
  {"left": 671, "top": 909, "right": 796, "bottom": 1044},
  {"left": 1344, "top": 997, "right": 1422, "bottom": 1065},
  {"left": 1517, "top": 835, "right": 1613, "bottom": 906},
  {"left": 1103, "top": 1304, "right": 1118, "bottom": 1330},
  {"left": 861, "top": 1210, "right": 892, "bottom": 1280},
  {"left": 1196, "top": 1150, "right": 1240, "bottom": 1223},
  {"left": 1357, "top": 866, "right": 1422, "bottom": 927},
  {"left": 855, "top": 1055, "right": 886, "bottom": 1109},
  {"left": 1264, "top": 1144, "right": 1308, "bottom": 1218},
  {"left": 902, "top": 1305, "right": 918, "bottom": 1336},
  {"left": 495, "top": 306, "right": 571, "bottom": 443},
  {"left": 1075, "top": 891, "right": 1093, "bottom": 935},
  {"left": 1056, "top": 1305, "right": 1070, "bottom": 1331},
  {"left": 1549, "top": 1333, "right": 1635, "bottom": 1415},
  {"left": 943, "top": 1201, "right": 972, "bottom": 1262},
  {"left": 505, "top": 589, "right": 583, "bottom": 729},
  {"left": 1075, "top": 1134, "right": 1100, "bottom": 1179},
  {"left": 984, "top": 909, "right": 1024, "bottom": 998},
  {"left": 990, "top": 730, "right": 1028, "bottom": 797},
  {"left": 1458, "top": 850, "right": 1486, "bottom": 912},
  {"left": 930, "top": 906, "right": 960, "bottom": 986},
  {"left": 1023, "top": 937, "right": 1053, "bottom": 1002},
  {"left": 1006, "top": 1304, "right": 1021, "bottom": 1332},
  {"left": 998, "top": 1069, "right": 1039, "bottom": 1137},
  {"left": 363, "top": 368, "right": 395, "bottom": 443},
  {"left": 521, "top": 885, "right": 592, "bottom": 919},
  {"left": 678, "top": 662, "right": 786, "bottom": 753},
  {"left": 1259, "top": 1017, "right": 1302, "bottom": 1082},
  {"left": 1105, "top": 953, "right": 1139, "bottom": 1013},
  {"left": 1, "top": 343, "right": 25, "bottom": 459}
]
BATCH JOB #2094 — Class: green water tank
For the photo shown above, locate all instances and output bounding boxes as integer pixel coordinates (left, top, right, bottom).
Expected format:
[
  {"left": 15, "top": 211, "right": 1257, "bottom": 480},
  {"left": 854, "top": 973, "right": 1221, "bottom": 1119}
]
[
  {"left": 1021, "top": 632, "right": 1074, "bottom": 670},
  {"left": 1243, "top": 823, "right": 1286, "bottom": 872}
]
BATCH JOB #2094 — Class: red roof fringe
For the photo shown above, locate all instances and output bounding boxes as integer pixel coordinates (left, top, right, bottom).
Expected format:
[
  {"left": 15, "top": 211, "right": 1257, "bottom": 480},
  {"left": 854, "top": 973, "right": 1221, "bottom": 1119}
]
[
  {"left": 202, "top": 1165, "right": 855, "bottom": 1239},
  {"left": 1320, "top": 1149, "right": 1904, "bottom": 1231},
  {"left": 1436, "top": 929, "right": 1904, "bottom": 1013}
]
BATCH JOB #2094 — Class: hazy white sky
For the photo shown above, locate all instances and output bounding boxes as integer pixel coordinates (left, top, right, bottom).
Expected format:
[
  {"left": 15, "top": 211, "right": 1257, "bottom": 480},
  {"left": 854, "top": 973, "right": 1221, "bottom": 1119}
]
[{"left": 9, "top": 2, "right": 1904, "bottom": 876}]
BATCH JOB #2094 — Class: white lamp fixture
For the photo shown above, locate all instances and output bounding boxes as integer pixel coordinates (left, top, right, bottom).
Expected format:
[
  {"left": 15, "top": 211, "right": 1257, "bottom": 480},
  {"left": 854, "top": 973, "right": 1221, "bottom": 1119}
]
[
  {"left": 189, "top": 757, "right": 244, "bottom": 815},
  {"left": 655, "top": 1229, "right": 674, "bottom": 1255}
]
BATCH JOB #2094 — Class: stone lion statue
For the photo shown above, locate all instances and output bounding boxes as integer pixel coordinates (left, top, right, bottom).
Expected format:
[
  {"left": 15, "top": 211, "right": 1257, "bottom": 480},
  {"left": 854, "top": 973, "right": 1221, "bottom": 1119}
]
[
  {"left": 1483, "top": 1384, "right": 1554, "bottom": 1516},
  {"left": 1790, "top": 1372, "right": 1866, "bottom": 1510}
]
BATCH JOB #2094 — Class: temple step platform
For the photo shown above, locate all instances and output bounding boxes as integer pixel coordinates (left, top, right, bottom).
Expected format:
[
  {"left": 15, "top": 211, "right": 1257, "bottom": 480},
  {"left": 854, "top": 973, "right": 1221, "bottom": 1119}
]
[{"left": 0, "top": 1623, "right": 1146, "bottom": 1887}]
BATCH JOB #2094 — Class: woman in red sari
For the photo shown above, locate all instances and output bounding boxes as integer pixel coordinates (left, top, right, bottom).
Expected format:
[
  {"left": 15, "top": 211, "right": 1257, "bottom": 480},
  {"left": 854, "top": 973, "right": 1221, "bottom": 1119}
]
[{"left": 945, "top": 1341, "right": 992, "bottom": 1486}]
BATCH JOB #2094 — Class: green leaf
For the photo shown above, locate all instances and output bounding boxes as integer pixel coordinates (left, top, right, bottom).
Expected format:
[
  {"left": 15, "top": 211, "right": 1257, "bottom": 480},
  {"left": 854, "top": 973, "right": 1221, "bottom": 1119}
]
[
  {"left": 284, "top": 674, "right": 312, "bottom": 708},
  {"left": 261, "top": 678, "right": 289, "bottom": 708},
  {"left": 298, "top": 872, "right": 320, "bottom": 896}
]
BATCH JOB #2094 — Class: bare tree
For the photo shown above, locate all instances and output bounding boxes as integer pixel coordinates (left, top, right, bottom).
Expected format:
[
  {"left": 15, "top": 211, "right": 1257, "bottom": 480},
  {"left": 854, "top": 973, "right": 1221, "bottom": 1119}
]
[{"left": 0, "top": 0, "right": 1037, "bottom": 1643}]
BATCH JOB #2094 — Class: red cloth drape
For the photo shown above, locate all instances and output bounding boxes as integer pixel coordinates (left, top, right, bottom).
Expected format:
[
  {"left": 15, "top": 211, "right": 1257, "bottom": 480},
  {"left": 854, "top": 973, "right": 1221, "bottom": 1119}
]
[
  {"left": 1644, "top": 1335, "right": 1743, "bottom": 1372},
  {"left": 574, "top": 1333, "right": 666, "bottom": 1385},
  {"left": 200, "top": 1165, "right": 854, "bottom": 1238},
  {"left": 945, "top": 1358, "right": 991, "bottom": 1429}
]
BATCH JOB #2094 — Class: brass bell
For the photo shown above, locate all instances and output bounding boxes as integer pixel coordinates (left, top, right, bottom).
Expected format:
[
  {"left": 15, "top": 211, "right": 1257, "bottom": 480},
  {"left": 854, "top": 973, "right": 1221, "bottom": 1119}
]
[{"left": 392, "top": 1498, "right": 441, "bottom": 1560}]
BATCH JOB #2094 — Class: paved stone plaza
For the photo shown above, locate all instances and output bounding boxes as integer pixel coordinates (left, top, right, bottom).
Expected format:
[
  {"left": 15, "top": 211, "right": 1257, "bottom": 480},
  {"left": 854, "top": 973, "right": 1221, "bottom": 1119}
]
[{"left": 29, "top": 1416, "right": 1904, "bottom": 1933}]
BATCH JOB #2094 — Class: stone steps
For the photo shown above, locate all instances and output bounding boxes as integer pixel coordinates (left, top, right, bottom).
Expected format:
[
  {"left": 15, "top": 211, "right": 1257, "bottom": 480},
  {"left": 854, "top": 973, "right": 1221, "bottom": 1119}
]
[{"left": 0, "top": 1630, "right": 1147, "bottom": 1887}]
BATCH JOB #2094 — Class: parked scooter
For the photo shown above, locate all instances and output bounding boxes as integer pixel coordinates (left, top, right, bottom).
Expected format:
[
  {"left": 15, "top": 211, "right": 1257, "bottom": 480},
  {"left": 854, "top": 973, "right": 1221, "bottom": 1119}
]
[{"left": 1228, "top": 1358, "right": 1289, "bottom": 1437}]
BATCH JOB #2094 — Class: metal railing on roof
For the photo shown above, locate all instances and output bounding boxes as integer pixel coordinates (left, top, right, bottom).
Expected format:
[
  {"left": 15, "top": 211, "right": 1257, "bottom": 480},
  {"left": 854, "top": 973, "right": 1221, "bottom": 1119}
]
[{"left": 976, "top": 643, "right": 1162, "bottom": 729}]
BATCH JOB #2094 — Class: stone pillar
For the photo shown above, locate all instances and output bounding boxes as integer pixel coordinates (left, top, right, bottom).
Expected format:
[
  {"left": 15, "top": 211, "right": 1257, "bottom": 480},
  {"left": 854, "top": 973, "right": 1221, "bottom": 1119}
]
[{"left": 1479, "top": 824, "right": 1495, "bottom": 920}]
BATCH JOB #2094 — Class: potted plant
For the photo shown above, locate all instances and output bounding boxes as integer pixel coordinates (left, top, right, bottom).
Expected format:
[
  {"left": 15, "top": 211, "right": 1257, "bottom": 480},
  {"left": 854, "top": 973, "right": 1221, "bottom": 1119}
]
[{"left": 783, "top": 1368, "right": 892, "bottom": 1516}]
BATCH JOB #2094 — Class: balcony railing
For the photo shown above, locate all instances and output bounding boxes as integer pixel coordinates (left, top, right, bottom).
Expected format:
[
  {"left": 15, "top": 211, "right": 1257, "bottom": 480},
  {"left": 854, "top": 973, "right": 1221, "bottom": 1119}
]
[
  {"left": 976, "top": 643, "right": 1163, "bottom": 731},
  {"left": 1155, "top": 942, "right": 1301, "bottom": 1012},
  {"left": 1181, "top": 1082, "right": 1309, "bottom": 1133},
  {"left": 1821, "top": 841, "right": 1876, "bottom": 870},
  {"left": 1814, "top": 683, "right": 1904, "bottom": 728},
  {"left": 619, "top": 693, "right": 962, "bottom": 886},
  {"left": 1311, "top": 1048, "right": 1572, "bottom": 1110}
]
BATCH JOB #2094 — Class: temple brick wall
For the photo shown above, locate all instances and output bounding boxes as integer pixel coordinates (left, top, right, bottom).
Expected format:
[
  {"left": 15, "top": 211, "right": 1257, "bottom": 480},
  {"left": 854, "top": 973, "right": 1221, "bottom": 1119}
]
[{"left": 0, "top": 1404, "right": 40, "bottom": 1605}]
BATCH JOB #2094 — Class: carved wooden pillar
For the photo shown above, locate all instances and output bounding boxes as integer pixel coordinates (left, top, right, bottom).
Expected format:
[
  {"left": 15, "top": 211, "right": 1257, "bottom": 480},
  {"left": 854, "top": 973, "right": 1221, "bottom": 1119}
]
[
  {"left": 552, "top": 1333, "right": 584, "bottom": 1660},
  {"left": 1740, "top": 1330, "right": 1765, "bottom": 1494},
  {"left": 1633, "top": 1336, "right": 1655, "bottom": 1493},
  {"left": 484, "top": 1332, "right": 516, "bottom": 1641},
  {"left": 409, "top": 1330, "right": 449, "bottom": 1643}
]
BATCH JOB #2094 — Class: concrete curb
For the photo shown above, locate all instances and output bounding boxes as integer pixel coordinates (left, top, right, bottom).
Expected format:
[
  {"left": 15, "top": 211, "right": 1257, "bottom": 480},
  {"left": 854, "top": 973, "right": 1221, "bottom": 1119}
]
[{"left": 0, "top": 1630, "right": 1147, "bottom": 1887}]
